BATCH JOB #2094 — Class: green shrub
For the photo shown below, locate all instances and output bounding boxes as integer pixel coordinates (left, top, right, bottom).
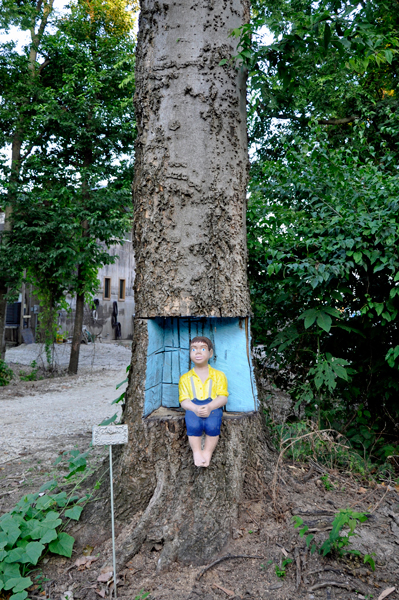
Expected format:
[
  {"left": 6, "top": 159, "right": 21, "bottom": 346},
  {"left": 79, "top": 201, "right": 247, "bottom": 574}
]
[{"left": 0, "top": 360, "right": 13, "bottom": 386}]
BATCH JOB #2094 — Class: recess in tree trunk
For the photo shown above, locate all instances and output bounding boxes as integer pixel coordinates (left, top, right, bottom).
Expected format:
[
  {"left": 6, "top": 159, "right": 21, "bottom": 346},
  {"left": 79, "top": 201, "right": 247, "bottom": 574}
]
[{"left": 113, "top": 0, "right": 275, "bottom": 571}]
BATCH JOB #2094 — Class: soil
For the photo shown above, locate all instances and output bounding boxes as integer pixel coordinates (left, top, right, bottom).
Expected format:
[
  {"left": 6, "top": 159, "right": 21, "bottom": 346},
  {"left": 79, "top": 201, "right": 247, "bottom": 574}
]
[{"left": 1, "top": 345, "right": 399, "bottom": 600}]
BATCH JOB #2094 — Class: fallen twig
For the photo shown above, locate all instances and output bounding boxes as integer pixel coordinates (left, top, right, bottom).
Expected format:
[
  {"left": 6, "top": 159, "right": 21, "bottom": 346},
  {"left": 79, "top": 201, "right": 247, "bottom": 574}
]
[
  {"left": 309, "top": 581, "right": 357, "bottom": 592},
  {"left": 306, "top": 567, "right": 342, "bottom": 577},
  {"left": 0, "top": 488, "right": 18, "bottom": 497},
  {"left": 294, "top": 546, "right": 301, "bottom": 590},
  {"left": 302, "top": 464, "right": 315, "bottom": 482},
  {"left": 212, "top": 583, "right": 235, "bottom": 597},
  {"left": 244, "top": 507, "right": 260, "bottom": 528},
  {"left": 370, "top": 487, "right": 390, "bottom": 513},
  {"left": 196, "top": 554, "right": 264, "bottom": 580}
]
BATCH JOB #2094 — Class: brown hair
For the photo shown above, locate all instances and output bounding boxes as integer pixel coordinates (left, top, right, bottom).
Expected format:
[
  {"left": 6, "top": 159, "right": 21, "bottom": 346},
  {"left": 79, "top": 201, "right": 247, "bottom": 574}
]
[{"left": 190, "top": 336, "right": 213, "bottom": 352}]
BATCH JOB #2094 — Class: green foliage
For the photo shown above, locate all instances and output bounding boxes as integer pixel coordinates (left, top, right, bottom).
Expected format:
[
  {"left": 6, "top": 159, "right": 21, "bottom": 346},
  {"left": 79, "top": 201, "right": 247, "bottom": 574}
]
[
  {"left": 320, "top": 474, "right": 333, "bottom": 491},
  {"left": 134, "top": 591, "right": 150, "bottom": 600},
  {"left": 274, "top": 558, "right": 293, "bottom": 578},
  {"left": 0, "top": 434, "right": 102, "bottom": 596},
  {"left": 243, "top": 0, "right": 399, "bottom": 456},
  {"left": 0, "top": 490, "right": 81, "bottom": 598},
  {"left": 54, "top": 449, "right": 90, "bottom": 480},
  {"left": 0, "top": 359, "right": 13, "bottom": 386},
  {"left": 19, "top": 361, "right": 40, "bottom": 382},
  {"left": 0, "top": 0, "right": 136, "bottom": 370},
  {"left": 112, "top": 364, "right": 131, "bottom": 405},
  {"left": 292, "top": 509, "right": 374, "bottom": 566}
]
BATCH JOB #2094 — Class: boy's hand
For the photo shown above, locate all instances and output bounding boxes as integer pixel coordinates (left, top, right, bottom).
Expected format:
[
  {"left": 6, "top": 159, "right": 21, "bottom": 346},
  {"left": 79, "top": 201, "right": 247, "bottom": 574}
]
[{"left": 197, "top": 404, "right": 212, "bottom": 418}]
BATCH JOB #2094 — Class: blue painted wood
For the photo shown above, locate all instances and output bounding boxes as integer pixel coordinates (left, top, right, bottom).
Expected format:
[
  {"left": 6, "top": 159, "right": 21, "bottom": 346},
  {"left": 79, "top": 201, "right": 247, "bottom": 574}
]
[
  {"left": 162, "top": 383, "right": 180, "bottom": 408},
  {"left": 146, "top": 319, "right": 164, "bottom": 355},
  {"left": 144, "top": 317, "right": 258, "bottom": 416},
  {"left": 143, "top": 383, "right": 162, "bottom": 417},
  {"left": 145, "top": 352, "right": 163, "bottom": 390}
]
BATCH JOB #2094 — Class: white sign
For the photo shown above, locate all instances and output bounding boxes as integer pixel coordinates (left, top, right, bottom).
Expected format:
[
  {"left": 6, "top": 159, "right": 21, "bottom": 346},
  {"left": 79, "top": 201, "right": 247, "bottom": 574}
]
[{"left": 92, "top": 425, "right": 128, "bottom": 446}]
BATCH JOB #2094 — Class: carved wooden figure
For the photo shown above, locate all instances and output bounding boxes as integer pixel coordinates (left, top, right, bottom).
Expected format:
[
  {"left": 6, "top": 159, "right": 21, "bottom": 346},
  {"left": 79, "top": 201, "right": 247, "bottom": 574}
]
[{"left": 113, "top": 0, "right": 275, "bottom": 571}]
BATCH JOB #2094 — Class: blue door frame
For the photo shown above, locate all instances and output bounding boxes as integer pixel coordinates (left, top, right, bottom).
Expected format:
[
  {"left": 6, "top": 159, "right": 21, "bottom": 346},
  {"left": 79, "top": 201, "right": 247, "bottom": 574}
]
[{"left": 143, "top": 317, "right": 258, "bottom": 417}]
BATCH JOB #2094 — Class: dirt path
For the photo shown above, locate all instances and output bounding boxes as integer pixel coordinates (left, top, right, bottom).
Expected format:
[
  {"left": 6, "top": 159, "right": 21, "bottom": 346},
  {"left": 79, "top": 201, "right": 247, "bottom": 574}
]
[{"left": 0, "top": 342, "right": 132, "bottom": 463}]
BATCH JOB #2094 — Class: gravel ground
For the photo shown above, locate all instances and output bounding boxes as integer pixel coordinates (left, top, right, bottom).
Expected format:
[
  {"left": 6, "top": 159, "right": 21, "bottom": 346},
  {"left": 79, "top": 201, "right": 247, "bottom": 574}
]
[
  {"left": 0, "top": 342, "right": 132, "bottom": 463},
  {"left": 5, "top": 340, "right": 132, "bottom": 371}
]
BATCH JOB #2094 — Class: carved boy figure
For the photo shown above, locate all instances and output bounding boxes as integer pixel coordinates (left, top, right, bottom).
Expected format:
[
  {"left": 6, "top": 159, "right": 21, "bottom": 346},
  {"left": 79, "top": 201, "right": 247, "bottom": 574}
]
[{"left": 179, "top": 336, "right": 228, "bottom": 467}]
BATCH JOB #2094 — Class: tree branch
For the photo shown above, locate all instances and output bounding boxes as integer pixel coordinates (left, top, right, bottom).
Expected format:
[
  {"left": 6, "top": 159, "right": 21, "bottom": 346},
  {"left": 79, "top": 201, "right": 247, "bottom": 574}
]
[
  {"left": 317, "top": 116, "right": 359, "bottom": 125},
  {"left": 38, "top": 58, "right": 51, "bottom": 74},
  {"left": 20, "top": 143, "right": 35, "bottom": 163},
  {"left": 256, "top": 103, "right": 359, "bottom": 126}
]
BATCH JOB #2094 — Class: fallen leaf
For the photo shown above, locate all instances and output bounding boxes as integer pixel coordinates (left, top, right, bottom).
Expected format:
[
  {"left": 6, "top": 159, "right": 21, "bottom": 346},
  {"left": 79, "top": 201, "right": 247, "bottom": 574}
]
[
  {"left": 378, "top": 587, "right": 396, "bottom": 600},
  {"left": 358, "top": 487, "right": 367, "bottom": 494},
  {"left": 95, "top": 589, "right": 106, "bottom": 598},
  {"left": 97, "top": 571, "right": 113, "bottom": 583},
  {"left": 212, "top": 583, "right": 235, "bottom": 596},
  {"left": 75, "top": 555, "right": 99, "bottom": 570}
]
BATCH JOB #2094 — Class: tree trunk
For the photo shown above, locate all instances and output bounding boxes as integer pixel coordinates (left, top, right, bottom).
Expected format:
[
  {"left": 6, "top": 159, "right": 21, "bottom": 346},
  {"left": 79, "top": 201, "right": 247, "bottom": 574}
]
[
  {"left": 0, "top": 283, "right": 7, "bottom": 361},
  {"left": 113, "top": 0, "right": 275, "bottom": 571},
  {"left": 68, "top": 285, "right": 85, "bottom": 375},
  {"left": 114, "top": 320, "right": 274, "bottom": 571},
  {"left": 132, "top": 0, "right": 251, "bottom": 318}
]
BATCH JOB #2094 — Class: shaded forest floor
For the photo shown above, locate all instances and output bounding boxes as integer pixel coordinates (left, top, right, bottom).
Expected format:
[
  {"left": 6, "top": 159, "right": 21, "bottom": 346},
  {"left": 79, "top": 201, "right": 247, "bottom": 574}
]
[{"left": 1, "top": 432, "right": 398, "bottom": 600}]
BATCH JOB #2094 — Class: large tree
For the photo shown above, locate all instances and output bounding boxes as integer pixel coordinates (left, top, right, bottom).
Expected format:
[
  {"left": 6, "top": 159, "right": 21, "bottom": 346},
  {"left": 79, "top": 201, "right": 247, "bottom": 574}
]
[
  {"left": 0, "top": 0, "right": 136, "bottom": 370},
  {"left": 0, "top": 0, "right": 55, "bottom": 358},
  {"left": 111, "top": 0, "right": 274, "bottom": 571}
]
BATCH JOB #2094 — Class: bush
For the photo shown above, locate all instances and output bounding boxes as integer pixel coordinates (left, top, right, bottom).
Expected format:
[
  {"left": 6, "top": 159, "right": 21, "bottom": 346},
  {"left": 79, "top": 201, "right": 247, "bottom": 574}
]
[{"left": 0, "top": 360, "right": 13, "bottom": 386}]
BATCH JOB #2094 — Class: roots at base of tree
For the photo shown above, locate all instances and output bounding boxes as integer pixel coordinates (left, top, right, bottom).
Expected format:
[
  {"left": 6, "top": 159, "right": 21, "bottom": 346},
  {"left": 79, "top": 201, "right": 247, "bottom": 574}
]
[{"left": 113, "top": 411, "right": 275, "bottom": 572}]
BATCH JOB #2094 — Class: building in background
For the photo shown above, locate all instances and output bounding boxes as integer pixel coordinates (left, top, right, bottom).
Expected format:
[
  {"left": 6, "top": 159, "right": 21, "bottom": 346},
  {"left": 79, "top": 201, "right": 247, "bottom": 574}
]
[{"left": 4, "top": 231, "right": 135, "bottom": 346}]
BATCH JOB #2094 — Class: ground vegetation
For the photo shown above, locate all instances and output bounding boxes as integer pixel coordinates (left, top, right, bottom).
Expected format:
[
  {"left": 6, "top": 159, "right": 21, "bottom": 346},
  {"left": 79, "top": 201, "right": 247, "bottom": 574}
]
[{"left": 240, "top": 0, "right": 399, "bottom": 467}]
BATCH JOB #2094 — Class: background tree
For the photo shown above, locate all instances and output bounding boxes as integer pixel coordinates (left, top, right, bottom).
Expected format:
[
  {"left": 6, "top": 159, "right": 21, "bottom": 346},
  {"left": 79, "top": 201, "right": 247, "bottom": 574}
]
[
  {"left": 0, "top": 0, "right": 56, "bottom": 358},
  {"left": 237, "top": 0, "right": 399, "bottom": 459},
  {"left": 0, "top": 0, "right": 137, "bottom": 371}
]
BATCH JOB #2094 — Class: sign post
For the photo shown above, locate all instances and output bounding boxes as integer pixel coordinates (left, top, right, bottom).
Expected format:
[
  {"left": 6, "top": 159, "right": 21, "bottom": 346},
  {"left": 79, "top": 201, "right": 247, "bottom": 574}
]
[{"left": 92, "top": 425, "right": 128, "bottom": 598}]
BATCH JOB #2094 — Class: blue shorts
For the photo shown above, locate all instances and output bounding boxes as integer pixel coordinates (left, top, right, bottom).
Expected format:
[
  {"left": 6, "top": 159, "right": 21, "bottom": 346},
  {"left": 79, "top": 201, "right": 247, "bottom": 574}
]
[{"left": 185, "top": 398, "right": 223, "bottom": 437}]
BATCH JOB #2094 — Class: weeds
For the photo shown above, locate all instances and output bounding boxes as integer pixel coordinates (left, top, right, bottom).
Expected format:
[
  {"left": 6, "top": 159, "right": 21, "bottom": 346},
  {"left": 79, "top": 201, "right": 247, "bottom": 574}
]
[
  {"left": 0, "top": 359, "right": 13, "bottom": 386},
  {"left": 19, "top": 360, "right": 41, "bottom": 382},
  {"left": 266, "top": 412, "right": 398, "bottom": 486},
  {"left": 320, "top": 474, "right": 334, "bottom": 491},
  {"left": 0, "top": 439, "right": 107, "bottom": 600},
  {"left": 275, "top": 558, "right": 293, "bottom": 578},
  {"left": 292, "top": 509, "right": 376, "bottom": 570}
]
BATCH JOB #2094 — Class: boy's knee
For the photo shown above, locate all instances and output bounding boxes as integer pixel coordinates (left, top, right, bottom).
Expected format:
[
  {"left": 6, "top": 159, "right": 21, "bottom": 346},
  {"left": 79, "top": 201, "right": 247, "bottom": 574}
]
[{"left": 204, "top": 423, "right": 221, "bottom": 437}]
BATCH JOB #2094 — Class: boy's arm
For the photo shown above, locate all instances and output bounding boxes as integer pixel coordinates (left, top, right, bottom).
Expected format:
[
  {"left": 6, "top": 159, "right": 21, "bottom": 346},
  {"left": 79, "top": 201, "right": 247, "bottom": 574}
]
[
  {"left": 196, "top": 395, "right": 227, "bottom": 417},
  {"left": 181, "top": 398, "right": 201, "bottom": 415}
]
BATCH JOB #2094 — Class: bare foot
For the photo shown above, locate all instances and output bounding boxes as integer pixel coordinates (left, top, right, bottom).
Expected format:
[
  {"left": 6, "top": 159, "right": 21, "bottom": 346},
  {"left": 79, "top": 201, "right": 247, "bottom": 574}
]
[
  {"left": 193, "top": 451, "right": 206, "bottom": 467},
  {"left": 202, "top": 451, "right": 213, "bottom": 467}
]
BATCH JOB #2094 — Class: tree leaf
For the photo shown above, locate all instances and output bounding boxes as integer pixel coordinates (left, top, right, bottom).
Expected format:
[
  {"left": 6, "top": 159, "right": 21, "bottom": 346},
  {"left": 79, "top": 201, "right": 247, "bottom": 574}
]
[
  {"left": 23, "top": 542, "right": 45, "bottom": 565},
  {"left": 317, "top": 312, "right": 332, "bottom": 332},
  {"left": 4, "top": 577, "right": 32, "bottom": 593},
  {"left": 9, "top": 592, "right": 28, "bottom": 600},
  {"left": 323, "top": 23, "right": 331, "bottom": 49},
  {"left": 65, "top": 505, "right": 83, "bottom": 521},
  {"left": 99, "top": 414, "right": 118, "bottom": 426},
  {"left": 49, "top": 532, "right": 75, "bottom": 557}
]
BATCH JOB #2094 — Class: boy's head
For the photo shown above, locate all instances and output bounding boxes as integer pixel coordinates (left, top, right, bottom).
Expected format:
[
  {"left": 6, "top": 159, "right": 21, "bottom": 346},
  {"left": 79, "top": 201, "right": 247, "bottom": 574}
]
[{"left": 190, "top": 336, "right": 214, "bottom": 365}]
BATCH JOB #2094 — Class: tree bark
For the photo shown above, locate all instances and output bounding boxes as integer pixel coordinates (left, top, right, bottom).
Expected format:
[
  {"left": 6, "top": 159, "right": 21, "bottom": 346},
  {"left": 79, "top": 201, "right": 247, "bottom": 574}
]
[
  {"left": 68, "top": 285, "right": 85, "bottom": 375},
  {"left": 114, "top": 320, "right": 274, "bottom": 570},
  {"left": 0, "top": 283, "right": 7, "bottom": 361},
  {"left": 112, "top": 0, "right": 276, "bottom": 572},
  {"left": 133, "top": 0, "right": 251, "bottom": 318}
]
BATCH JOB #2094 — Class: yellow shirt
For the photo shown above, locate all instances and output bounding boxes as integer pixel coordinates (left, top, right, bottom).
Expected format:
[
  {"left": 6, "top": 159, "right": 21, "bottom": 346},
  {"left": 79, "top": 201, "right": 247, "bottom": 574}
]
[{"left": 179, "top": 366, "right": 228, "bottom": 403}]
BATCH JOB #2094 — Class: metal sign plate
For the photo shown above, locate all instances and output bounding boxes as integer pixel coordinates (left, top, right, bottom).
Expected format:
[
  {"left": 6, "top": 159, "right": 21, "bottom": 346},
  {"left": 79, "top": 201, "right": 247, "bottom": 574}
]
[{"left": 92, "top": 425, "right": 128, "bottom": 446}]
